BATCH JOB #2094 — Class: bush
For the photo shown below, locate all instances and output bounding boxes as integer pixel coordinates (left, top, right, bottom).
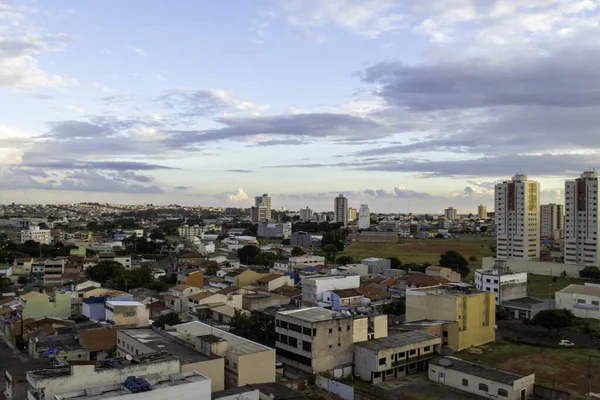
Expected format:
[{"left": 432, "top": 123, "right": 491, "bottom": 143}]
[{"left": 580, "top": 266, "right": 600, "bottom": 279}]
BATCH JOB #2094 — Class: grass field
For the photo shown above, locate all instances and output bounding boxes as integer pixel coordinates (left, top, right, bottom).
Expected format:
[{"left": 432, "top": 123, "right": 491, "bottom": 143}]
[
  {"left": 457, "top": 341, "right": 600, "bottom": 398},
  {"left": 338, "top": 237, "right": 495, "bottom": 269},
  {"left": 528, "top": 274, "right": 585, "bottom": 297}
]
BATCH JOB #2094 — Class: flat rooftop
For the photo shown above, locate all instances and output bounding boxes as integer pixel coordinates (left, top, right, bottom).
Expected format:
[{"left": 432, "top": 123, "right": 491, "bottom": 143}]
[
  {"left": 106, "top": 301, "right": 145, "bottom": 307},
  {"left": 355, "top": 331, "right": 440, "bottom": 352},
  {"left": 429, "top": 356, "right": 528, "bottom": 385},
  {"left": 212, "top": 385, "right": 257, "bottom": 399},
  {"left": 119, "top": 329, "right": 214, "bottom": 363},
  {"left": 501, "top": 297, "right": 550, "bottom": 309},
  {"left": 558, "top": 284, "right": 600, "bottom": 297},
  {"left": 172, "top": 321, "right": 273, "bottom": 356},
  {"left": 55, "top": 371, "right": 209, "bottom": 400},
  {"left": 303, "top": 275, "right": 356, "bottom": 281},
  {"left": 277, "top": 307, "right": 352, "bottom": 323},
  {"left": 407, "top": 283, "right": 481, "bottom": 297}
]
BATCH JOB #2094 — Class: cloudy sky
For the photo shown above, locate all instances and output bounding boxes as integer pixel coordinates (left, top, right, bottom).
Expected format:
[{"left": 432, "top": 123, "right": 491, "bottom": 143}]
[{"left": 1, "top": 0, "right": 598, "bottom": 213}]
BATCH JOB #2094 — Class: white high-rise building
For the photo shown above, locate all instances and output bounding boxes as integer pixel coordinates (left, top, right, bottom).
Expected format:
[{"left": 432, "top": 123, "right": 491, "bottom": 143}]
[
  {"left": 565, "top": 171, "right": 600, "bottom": 266},
  {"left": 495, "top": 174, "right": 540, "bottom": 260},
  {"left": 478, "top": 205, "right": 488, "bottom": 219},
  {"left": 358, "top": 204, "right": 370, "bottom": 230},
  {"left": 540, "top": 203, "right": 564, "bottom": 240},
  {"left": 444, "top": 207, "right": 457, "bottom": 220},
  {"left": 255, "top": 193, "right": 272, "bottom": 222},
  {"left": 334, "top": 194, "right": 348, "bottom": 227},
  {"left": 299, "top": 206, "right": 313, "bottom": 222}
]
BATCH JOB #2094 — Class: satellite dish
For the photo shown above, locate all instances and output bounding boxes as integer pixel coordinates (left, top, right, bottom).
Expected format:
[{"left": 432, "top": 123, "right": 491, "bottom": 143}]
[
  {"left": 439, "top": 358, "right": 452, "bottom": 367},
  {"left": 125, "top": 354, "right": 133, "bottom": 361}
]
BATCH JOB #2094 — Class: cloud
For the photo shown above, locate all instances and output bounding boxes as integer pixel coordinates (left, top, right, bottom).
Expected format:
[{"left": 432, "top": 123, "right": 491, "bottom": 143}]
[
  {"left": 250, "top": 139, "right": 304, "bottom": 147},
  {"left": 0, "top": 4, "right": 74, "bottom": 89},
  {"left": 226, "top": 169, "right": 253, "bottom": 173},
  {"left": 221, "top": 188, "right": 250, "bottom": 203},
  {"left": 20, "top": 158, "right": 176, "bottom": 171},
  {"left": 174, "top": 186, "right": 190, "bottom": 190},
  {"left": 132, "top": 47, "right": 146, "bottom": 57},
  {"left": 159, "top": 88, "right": 267, "bottom": 117}
]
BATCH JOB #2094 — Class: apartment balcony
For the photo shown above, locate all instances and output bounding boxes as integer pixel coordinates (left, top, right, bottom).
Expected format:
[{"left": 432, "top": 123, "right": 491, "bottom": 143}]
[{"left": 390, "top": 353, "right": 437, "bottom": 368}]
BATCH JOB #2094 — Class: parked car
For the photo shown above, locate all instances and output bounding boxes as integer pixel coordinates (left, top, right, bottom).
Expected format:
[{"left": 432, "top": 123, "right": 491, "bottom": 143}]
[{"left": 559, "top": 340, "right": 575, "bottom": 347}]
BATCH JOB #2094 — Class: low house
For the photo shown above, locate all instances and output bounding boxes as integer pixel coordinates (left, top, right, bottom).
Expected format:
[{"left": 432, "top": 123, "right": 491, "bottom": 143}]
[
  {"left": 327, "top": 289, "right": 364, "bottom": 310},
  {"left": 164, "top": 284, "right": 205, "bottom": 312},
  {"left": 406, "top": 275, "right": 450, "bottom": 289},
  {"left": 354, "top": 331, "right": 442, "bottom": 384},
  {"left": 254, "top": 274, "right": 294, "bottom": 292},
  {"left": 355, "top": 286, "right": 392, "bottom": 307},
  {"left": 242, "top": 292, "right": 291, "bottom": 311},
  {"left": 360, "top": 258, "right": 392, "bottom": 274},
  {"left": 82, "top": 291, "right": 133, "bottom": 321},
  {"left": 555, "top": 283, "right": 600, "bottom": 320},
  {"left": 12, "top": 258, "right": 34, "bottom": 275},
  {"left": 104, "top": 301, "right": 149, "bottom": 327},
  {"left": 428, "top": 356, "right": 535, "bottom": 400},
  {"left": 20, "top": 291, "right": 71, "bottom": 319},
  {"left": 78, "top": 327, "right": 117, "bottom": 360},
  {"left": 425, "top": 266, "right": 461, "bottom": 282}
]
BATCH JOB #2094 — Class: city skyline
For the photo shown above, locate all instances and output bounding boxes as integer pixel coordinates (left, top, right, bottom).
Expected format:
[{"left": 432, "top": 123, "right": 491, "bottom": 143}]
[{"left": 1, "top": 1, "right": 599, "bottom": 211}]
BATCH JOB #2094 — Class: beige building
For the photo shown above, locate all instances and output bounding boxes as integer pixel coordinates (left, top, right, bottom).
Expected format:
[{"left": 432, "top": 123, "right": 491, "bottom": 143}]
[
  {"left": 406, "top": 284, "right": 495, "bottom": 351},
  {"left": 118, "top": 328, "right": 225, "bottom": 392},
  {"left": 171, "top": 321, "right": 276, "bottom": 388},
  {"left": 429, "top": 356, "right": 535, "bottom": 400},
  {"left": 478, "top": 204, "right": 488, "bottom": 219},
  {"left": 495, "top": 174, "right": 540, "bottom": 260},
  {"left": 444, "top": 207, "right": 457, "bottom": 221},
  {"left": 105, "top": 301, "right": 149, "bottom": 327},
  {"left": 555, "top": 284, "right": 600, "bottom": 320},
  {"left": 565, "top": 171, "right": 600, "bottom": 266},
  {"left": 354, "top": 331, "right": 442, "bottom": 384},
  {"left": 425, "top": 266, "right": 461, "bottom": 282},
  {"left": 348, "top": 207, "right": 357, "bottom": 222},
  {"left": 254, "top": 273, "right": 294, "bottom": 292},
  {"left": 540, "top": 203, "right": 564, "bottom": 240}
]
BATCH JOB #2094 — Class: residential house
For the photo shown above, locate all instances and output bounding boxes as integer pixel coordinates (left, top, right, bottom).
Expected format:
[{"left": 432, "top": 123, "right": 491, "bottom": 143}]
[
  {"left": 186, "top": 270, "right": 204, "bottom": 288},
  {"left": 425, "top": 266, "right": 461, "bottom": 282},
  {"left": 254, "top": 273, "right": 294, "bottom": 292},
  {"left": 406, "top": 284, "right": 495, "bottom": 351},
  {"left": 555, "top": 283, "right": 600, "bottom": 320},
  {"left": 428, "top": 356, "right": 535, "bottom": 400},
  {"left": 164, "top": 284, "right": 205, "bottom": 313},
  {"left": 44, "top": 259, "right": 66, "bottom": 286},
  {"left": 302, "top": 275, "right": 360, "bottom": 307},
  {"left": 327, "top": 289, "right": 364, "bottom": 310},
  {"left": 28, "top": 333, "right": 88, "bottom": 361},
  {"left": 20, "top": 291, "right": 71, "bottom": 319},
  {"left": 12, "top": 258, "right": 33, "bottom": 275},
  {"left": 336, "top": 264, "right": 369, "bottom": 276},
  {"left": 360, "top": 258, "right": 392, "bottom": 274},
  {"left": 78, "top": 327, "right": 118, "bottom": 360},
  {"left": 241, "top": 292, "right": 291, "bottom": 311},
  {"left": 354, "top": 331, "right": 442, "bottom": 384},
  {"left": 406, "top": 275, "right": 450, "bottom": 289},
  {"left": 209, "top": 276, "right": 229, "bottom": 289},
  {"left": 82, "top": 291, "right": 133, "bottom": 320},
  {"left": 147, "top": 300, "right": 169, "bottom": 318},
  {"left": 355, "top": 286, "right": 392, "bottom": 308},
  {"left": 223, "top": 270, "right": 267, "bottom": 288},
  {"left": 104, "top": 301, "right": 149, "bottom": 327}
]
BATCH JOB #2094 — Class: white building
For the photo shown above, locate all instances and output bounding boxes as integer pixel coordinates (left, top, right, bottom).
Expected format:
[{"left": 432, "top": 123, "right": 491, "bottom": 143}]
[
  {"left": 178, "top": 225, "right": 204, "bottom": 238},
  {"left": 105, "top": 301, "right": 150, "bottom": 327},
  {"left": 302, "top": 275, "right": 360, "bottom": 306},
  {"left": 334, "top": 194, "right": 348, "bottom": 228},
  {"left": 565, "top": 171, "right": 600, "bottom": 266},
  {"left": 540, "top": 203, "right": 564, "bottom": 240},
  {"left": 299, "top": 206, "right": 313, "bottom": 222},
  {"left": 444, "top": 207, "right": 457, "bottom": 221},
  {"left": 495, "top": 174, "right": 540, "bottom": 260},
  {"left": 358, "top": 204, "right": 370, "bottom": 230},
  {"left": 555, "top": 283, "right": 600, "bottom": 320},
  {"left": 20, "top": 226, "right": 51, "bottom": 245},
  {"left": 478, "top": 204, "right": 488, "bottom": 219},
  {"left": 474, "top": 262, "right": 528, "bottom": 305}
]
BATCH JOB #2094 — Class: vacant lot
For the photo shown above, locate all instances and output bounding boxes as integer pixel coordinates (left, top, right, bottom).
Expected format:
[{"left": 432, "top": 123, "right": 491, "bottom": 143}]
[
  {"left": 528, "top": 274, "right": 586, "bottom": 297},
  {"left": 338, "top": 237, "right": 495, "bottom": 269},
  {"left": 457, "top": 340, "right": 600, "bottom": 398}
]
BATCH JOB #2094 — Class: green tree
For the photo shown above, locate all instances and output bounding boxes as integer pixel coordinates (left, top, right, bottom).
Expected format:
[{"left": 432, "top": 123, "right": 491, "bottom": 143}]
[
  {"left": 377, "top": 298, "right": 406, "bottom": 315},
  {"left": 281, "top": 238, "right": 291, "bottom": 246},
  {"left": 237, "top": 245, "right": 261, "bottom": 265},
  {"left": 85, "top": 261, "right": 127, "bottom": 285},
  {"left": 579, "top": 266, "right": 600, "bottom": 279},
  {"left": 531, "top": 309, "right": 575, "bottom": 335},
  {"left": 229, "top": 310, "right": 276, "bottom": 346},
  {"left": 254, "top": 252, "right": 279, "bottom": 267},
  {"left": 322, "top": 244, "right": 338, "bottom": 262},
  {"left": 336, "top": 255, "right": 354, "bottom": 265},
  {"left": 439, "top": 250, "right": 470, "bottom": 278},
  {"left": 205, "top": 264, "right": 219, "bottom": 276},
  {"left": 291, "top": 246, "right": 307, "bottom": 257},
  {"left": 152, "top": 312, "right": 183, "bottom": 329},
  {"left": 17, "top": 276, "right": 28, "bottom": 285},
  {"left": 388, "top": 257, "right": 402, "bottom": 269}
]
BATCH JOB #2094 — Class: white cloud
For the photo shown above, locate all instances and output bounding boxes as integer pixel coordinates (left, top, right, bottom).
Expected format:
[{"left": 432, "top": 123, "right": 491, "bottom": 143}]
[
  {"left": 225, "top": 188, "right": 250, "bottom": 203},
  {"left": 132, "top": 47, "right": 146, "bottom": 57}
]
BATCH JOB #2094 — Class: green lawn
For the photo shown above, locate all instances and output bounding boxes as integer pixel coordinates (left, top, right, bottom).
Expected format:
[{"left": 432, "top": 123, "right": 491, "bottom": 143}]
[
  {"left": 338, "top": 238, "right": 495, "bottom": 270},
  {"left": 456, "top": 340, "right": 600, "bottom": 398},
  {"left": 527, "top": 274, "right": 586, "bottom": 297}
]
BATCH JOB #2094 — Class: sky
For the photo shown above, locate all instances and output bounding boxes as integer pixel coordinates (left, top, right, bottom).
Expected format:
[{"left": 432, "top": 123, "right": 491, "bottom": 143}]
[{"left": 1, "top": 0, "right": 599, "bottom": 213}]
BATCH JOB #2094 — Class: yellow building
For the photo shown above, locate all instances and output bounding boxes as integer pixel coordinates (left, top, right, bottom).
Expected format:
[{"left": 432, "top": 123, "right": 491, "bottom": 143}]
[
  {"left": 20, "top": 291, "right": 72, "bottom": 319},
  {"left": 406, "top": 284, "right": 495, "bottom": 351},
  {"left": 187, "top": 270, "right": 204, "bottom": 288}
]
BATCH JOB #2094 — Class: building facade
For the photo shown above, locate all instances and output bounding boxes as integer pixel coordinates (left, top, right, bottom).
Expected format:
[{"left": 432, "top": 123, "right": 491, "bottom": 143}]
[
  {"left": 555, "top": 284, "right": 600, "bottom": 320},
  {"left": 495, "top": 174, "right": 540, "bottom": 260},
  {"left": 348, "top": 207, "right": 357, "bottom": 222},
  {"left": 474, "top": 263, "right": 528, "bottom": 305},
  {"left": 444, "top": 207, "right": 457, "bottom": 221},
  {"left": 358, "top": 204, "right": 370, "bottom": 230},
  {"left": 478, "top": 204, "right": 488, "bottom": 219},
  {"left": 290, "top": 231, "right": 311, "bottom": 248},
  {"left": 20, "top": 226, "right": 51, "bottom": 244},
  {"left": 302, "top": 275, "right": 361, "bottom": 306},
  {"left": 565, "top": 171, "right": 600, "bottom": 266},
  {"left": 540, "top": 203, "right": 564, "bottom": 240},
  {"left": 299, "top": 207, "right": 312, "bottom": 222},
  {"left": 334, "top": 194, "right": 348, "bottom": 228},
  {"left": 255, "top": 194, "right": 272, "bottom": 222}
]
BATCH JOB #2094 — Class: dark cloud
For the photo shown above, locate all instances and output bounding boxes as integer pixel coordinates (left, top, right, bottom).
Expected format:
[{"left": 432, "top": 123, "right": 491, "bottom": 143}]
[
  {"left": 158, "top": 89, "right": 260, "bottom": 117},
  {"left": 226, "top": 169, "right": 253, "bottom": 173},
  {"left": 251, "top": 139, "right": 305, "bottom": 147},
  {"left": 174, "top": 186, "right": 190, "bottom": 190},
  {"left": 20, "top": 158, "right": 176, "bottom": 171}
]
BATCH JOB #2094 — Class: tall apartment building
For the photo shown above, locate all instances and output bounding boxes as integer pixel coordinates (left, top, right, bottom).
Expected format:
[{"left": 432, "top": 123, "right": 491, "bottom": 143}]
[
  {"left": 495, "top": 174, "right": 540, "bottom": 260},
  {"left": 299, "top": 206, "right": 312, "bottom": 222},
  {"left": 255, "top": 193, "right": 272, "bottom": 222},
  {"left": 540, "top": 203, "right": 564, "bottom": 240},
  {"left": 358, "top": 204, "right": 370, "bottom": 230},
  {"left": 21, "top": 225, "right": 51, "bottom": 244},
  {"left": 334, "top": 194, "right": 348, "bottom": 227},
  {"left": 444, "top": 207, "right": 457, "bottom": 220},
  {"left": 406, "top": 284, "right": 496, "bottom": 351},
  {"left": 565, "top": 170, "right": 600, "bottom": 266},
  {"left": 478, "top": 204, "right": 488, "bottom": 219},
  {"left": 348, "top": 207, "right": 357, "bottom": 222}
]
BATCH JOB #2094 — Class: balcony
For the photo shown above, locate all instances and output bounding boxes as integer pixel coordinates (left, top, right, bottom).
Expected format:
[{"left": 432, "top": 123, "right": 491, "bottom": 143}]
[{"left": 390, "top": 353, "right": 436, "bottom": 368}]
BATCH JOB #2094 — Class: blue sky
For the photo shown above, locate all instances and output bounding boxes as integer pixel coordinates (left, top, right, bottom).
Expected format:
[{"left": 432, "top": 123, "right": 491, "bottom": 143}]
[{"left": 1, "top": 0, "right": 599, "bottom": 212}]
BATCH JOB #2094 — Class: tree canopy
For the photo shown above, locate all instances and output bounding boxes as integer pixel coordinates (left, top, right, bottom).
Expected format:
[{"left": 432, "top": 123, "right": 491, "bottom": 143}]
[
  {"left": 336, "top": 255, "right": 354, "bottom": 265},
  {"left": 439, "top": 250, "right": 470, "bottom": 278},
  {"left": 237, "top": 245, "right": 261, "bottom": 265},
  {"left": 152, "top": 312, "right": 182, "bottom": 329},
  {"left": 531, "top": 309, "right": 575, "bottom": 335},
  {"left": 229, "top": 310, "right": 276, "bottom": 346},
  {"left": 388, "top": 257, "right": 402, "bottom": 269},
  {"left": 254, "top": 252, "right": 279, "bottom": 267},
  {"left": 378, "top": 298, "right": 406, "bottom": 316},
  {"left": 291, "top": 246, "right": 307, "bottom": 257},
  {"left": 579, "top": 266, "right": 600, "bottom": 279}
]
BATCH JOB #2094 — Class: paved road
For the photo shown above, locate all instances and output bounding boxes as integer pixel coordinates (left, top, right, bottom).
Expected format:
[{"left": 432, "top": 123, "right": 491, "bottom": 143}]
[
  {"left": 497, "top": 320, "right": 599, "bottom": 348},
  {"left": 370, "top": 374, "right": 483, "bottom": 400}
]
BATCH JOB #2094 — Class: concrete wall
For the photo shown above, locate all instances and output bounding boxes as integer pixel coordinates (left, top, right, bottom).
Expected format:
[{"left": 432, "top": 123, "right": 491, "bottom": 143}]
[
  {"left": 22, "top": 292, "right": 71, "bottom": 319},
  {"left": 187, "top": 271, "right": 204, "bottom": 288},
  {"left": 428, "top": 362, "right": 535, "bottom": 400},
  {"left": 242, "top": 293, "right": 290, "bottom": 311},
  {"left": 82, "top": 302, "right": 105, "bottom": 320},
  {"left": 238, "top": 350, "right": 276, "bottom": 387},
  {"left": 482, "top": 257, "right": 586, "bottom": 278},
  {"left": 182, "top": 358, "right": 225, "bottom": 392}
]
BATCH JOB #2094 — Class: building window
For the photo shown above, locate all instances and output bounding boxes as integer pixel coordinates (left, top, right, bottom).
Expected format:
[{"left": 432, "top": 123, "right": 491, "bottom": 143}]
[
  {"left": 303, "top": 327, "right": 311, "bottom": 336},
  {"left": 424, "top": 346, "right": 430, "bottom": 352},
  {"left": 479, "top": 383, "right": 489, "bottom": 392},
  {"left": 303, "top": 341, "right": 312, "bottom": 352},
  {"left": 498, "top": 388, "right": 508, "bottom": 397},
  {"left": 338, "top": 327, "right": 342, "bottom": 332},
  {"left": 462, "top": 379, "right": 468, "bottom": 387},
  {"left": 577, "top": 299, "right": 586, "bottom": 304},
  {"left": 409, "top": 349, "right": 416, "bottom": 355},
  {"left": 280, "top": 334, "right": 288, "bottom": 345},
  {"left": 280, "top": 321, "right": 288, "bottom": 329},
  {"left": 347, "top": 325, "right": 350, "bottom": 331},
  {"left": 592, "top": 301, "right": 599, "bottom": 306},
  {"left": 288, "top": 337, "right": 298, "bottom": 347},
  {"left": 379, "top": 358, "right": 386, "bottom": 365},
  {"left": 329, "top": 345, "right": 332, "bottom": 348},
  {"left": 329, "top": 328, "right": 332, "bottom": 333},
  {"left": 373, "top": 372, "right": 381, "bottom": 379},
  {"left": 313, "top": 328, "right": 317, "bottom": 336},
  {"left": 233, "top": 362, "right": 237, "bottom": 370}
]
